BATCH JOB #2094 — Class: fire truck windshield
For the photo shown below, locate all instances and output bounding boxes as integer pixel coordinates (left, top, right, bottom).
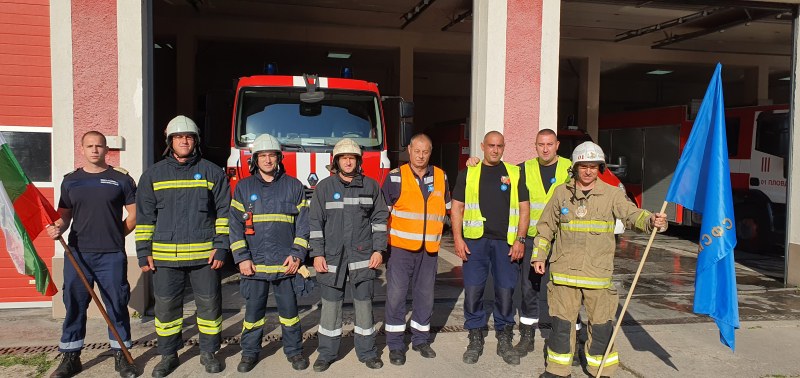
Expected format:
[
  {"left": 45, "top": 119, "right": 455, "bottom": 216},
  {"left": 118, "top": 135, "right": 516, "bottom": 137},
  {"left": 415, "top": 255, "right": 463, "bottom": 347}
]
[{"left": 235, "top": 88, "right": 383, "bottom": 151}]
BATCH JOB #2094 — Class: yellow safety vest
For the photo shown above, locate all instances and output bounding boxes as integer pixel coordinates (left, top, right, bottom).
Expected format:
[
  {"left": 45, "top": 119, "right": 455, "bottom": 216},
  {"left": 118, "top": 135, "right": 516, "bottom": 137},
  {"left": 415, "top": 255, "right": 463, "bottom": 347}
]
[
  {"left": 462, "top": 162, "right": 520, "bottom": 245},
  {"left": 388, "top": 164, "right": 447, "bottom": 252},
  {"left": 526, "top": 156, "right": 571, "bottom": 237}
]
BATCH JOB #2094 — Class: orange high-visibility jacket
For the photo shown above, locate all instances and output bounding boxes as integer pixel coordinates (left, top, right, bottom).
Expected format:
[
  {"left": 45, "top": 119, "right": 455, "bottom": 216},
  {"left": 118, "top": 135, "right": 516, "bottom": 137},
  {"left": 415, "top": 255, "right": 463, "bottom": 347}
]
[{"left": 388, "top": 164, "right": 447, "bottom": 252}]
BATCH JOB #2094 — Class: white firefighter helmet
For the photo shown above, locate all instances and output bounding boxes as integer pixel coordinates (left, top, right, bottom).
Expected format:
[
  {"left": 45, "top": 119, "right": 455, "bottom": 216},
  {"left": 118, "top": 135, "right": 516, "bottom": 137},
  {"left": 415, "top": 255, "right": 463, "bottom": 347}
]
[
  {"left": 571, "top": 141, "right": 605, "bottom": 166},
  {"left": 250, "top": 134, "right": 282, "bottom": 154},
  {"left": 332, "top": 138, "right": 362, "bottom": 158},
  {"left": 165, "top": 115, "right": 200, "bottom": 140}
]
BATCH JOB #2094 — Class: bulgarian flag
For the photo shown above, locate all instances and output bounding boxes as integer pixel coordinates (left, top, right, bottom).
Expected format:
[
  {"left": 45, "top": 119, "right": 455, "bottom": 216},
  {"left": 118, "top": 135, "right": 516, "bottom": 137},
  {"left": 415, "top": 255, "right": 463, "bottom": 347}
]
[{"left": 0, "top": 133, "right": 59, "bottom": 296}]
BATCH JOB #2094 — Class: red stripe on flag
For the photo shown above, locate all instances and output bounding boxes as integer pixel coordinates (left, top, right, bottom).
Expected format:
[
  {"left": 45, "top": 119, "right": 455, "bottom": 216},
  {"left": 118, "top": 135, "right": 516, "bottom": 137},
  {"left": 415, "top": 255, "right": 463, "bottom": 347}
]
[{"left": 13, "top": 183, "right": 59, "bottom": 239}]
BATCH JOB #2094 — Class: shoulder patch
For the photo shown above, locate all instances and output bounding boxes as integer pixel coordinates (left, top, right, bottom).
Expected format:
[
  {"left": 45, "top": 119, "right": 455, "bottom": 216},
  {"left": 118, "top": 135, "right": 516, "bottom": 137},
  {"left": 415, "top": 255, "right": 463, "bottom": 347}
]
[
  {"left": 389, "top": 168, "right": 400, "bottom": 174},
  {"left": 63, "top": 168, "right": 79, "bottom": 177},
  {"left": 113, "top": 166, "right": 129, "bottom": 175},
  {"left": 390, "top": 175, "right": 401, "bottom": 183}
]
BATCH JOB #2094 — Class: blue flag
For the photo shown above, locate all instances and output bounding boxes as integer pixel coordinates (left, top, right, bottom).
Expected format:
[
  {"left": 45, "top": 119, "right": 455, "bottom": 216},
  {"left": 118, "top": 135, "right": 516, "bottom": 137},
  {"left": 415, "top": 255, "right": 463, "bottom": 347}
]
[{"left": 665, "top": 63, "right": 740, "bottom": 351}]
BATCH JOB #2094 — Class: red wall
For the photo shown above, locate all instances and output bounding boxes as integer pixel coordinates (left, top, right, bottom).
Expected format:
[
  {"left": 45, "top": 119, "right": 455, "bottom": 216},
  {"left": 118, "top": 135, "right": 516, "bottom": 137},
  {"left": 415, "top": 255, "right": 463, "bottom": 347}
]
[{"left": 0, "top": 0, "right": 51, "bottom": 127}]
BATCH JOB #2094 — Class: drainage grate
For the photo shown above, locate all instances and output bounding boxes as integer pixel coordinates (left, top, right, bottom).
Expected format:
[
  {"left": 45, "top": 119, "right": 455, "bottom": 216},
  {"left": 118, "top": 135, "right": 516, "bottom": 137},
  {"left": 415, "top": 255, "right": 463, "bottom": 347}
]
[{"left": 1, "top": 312, "right": 797, "bottom": 356}]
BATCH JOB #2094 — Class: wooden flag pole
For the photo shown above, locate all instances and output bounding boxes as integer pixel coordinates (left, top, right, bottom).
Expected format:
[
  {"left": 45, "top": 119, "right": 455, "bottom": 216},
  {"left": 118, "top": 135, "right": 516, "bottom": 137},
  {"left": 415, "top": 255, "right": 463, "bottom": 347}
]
[
  {"left": 597, "top": 200, "right": 668, "bottom": 377},
  {"left": 57, "top": 237, "right": 135, "bottom": 365}
]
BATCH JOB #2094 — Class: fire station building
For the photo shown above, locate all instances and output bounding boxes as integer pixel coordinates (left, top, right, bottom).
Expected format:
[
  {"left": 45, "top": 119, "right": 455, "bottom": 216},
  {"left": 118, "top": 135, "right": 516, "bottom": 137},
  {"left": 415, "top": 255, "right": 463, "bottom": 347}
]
[{"left": 0, "top": 0, "right": 799, "bottom": 316}]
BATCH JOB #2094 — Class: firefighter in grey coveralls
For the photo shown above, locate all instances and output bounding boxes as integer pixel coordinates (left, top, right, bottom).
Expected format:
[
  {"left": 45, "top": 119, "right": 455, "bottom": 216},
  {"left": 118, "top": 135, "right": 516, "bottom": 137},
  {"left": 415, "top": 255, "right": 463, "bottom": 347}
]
[{"left": 309, "top": 138, "right": 388, "bottom": 371}]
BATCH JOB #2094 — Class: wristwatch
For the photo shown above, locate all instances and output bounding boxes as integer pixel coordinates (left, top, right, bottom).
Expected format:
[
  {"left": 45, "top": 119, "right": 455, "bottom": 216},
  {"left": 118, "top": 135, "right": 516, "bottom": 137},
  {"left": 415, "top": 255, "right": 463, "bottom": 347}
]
[{"left": 516, "top": 236, "right": 526, "bottom": 244}]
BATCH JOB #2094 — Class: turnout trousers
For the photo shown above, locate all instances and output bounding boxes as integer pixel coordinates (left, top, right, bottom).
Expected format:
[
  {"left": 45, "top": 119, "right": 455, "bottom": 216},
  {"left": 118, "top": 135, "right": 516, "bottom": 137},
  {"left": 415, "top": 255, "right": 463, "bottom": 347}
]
[
  {"left": 60, "top": 250, "right": 131, "bottom": 352},
  {"left": 384, "top": 246, "right": 438, "bottom": 351},
  {"left": 316, "top": 277, "right": 377, "bottom": 363},
  {"left": 545, "top": 281, "right": 619, "bottom": 377},
  {"left": 239, "top": 277, "right": 302, "bottom": 358},
  {"left": 152, "top": 264, "right": 222, "bottom": 355},
  {"left": 462, "top": 238, "right": 519, "bottom": 331}
]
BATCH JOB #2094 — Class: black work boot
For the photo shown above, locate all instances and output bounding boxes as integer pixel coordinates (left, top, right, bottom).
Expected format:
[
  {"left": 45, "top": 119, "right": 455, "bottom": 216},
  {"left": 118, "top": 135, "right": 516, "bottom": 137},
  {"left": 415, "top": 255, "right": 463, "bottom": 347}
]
[
  {"left": 364, "top": 357, "right": 383, "bottom": 369},
  {"left": 50, "top": 351, "right": 82, "bottom": 378},
  {"left": 312, "top": 358, "right": 332, "bottom": 372},
  {"left": 389, "top": 349, "right": 406, "bottom": 366},
  {"left": 496, "top": 327, "right": 520, "bottom": 365},
  {"left": 412, "top": 343, "right": 436, "bottom": 358},
  {"left": 287, "top": 353, "right": 309, "bottom": 371},
  {"left": 113, "top": 350, "right": 137, "bottom": 378},
  {"left": 237, "top": 355, "right": 258, "bottom": 373},
  {"left": 514, "top": 323, "right": 535, "bottom": 357},
  {"left": 462, "top": 328, "right": 484, "bottom": 364},
  {"left": 200, "top": 351, "right": 222, "bottom": 373},
  {"left": 151, "top": 353, "right": 179, "bottom": 378}
]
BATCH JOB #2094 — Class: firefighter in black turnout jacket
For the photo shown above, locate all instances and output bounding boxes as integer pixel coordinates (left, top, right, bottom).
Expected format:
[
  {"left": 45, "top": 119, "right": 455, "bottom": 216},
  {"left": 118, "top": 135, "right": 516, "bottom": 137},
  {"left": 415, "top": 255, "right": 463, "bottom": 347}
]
[
  {"left": 135, "top": 116, "right": 230, "bottom": 377},
  {"left": 309, "top": 138, "right": 389, "bottom": 371},
  {"left": 229, "top": 134, "right": 310, "bottom": 372}
]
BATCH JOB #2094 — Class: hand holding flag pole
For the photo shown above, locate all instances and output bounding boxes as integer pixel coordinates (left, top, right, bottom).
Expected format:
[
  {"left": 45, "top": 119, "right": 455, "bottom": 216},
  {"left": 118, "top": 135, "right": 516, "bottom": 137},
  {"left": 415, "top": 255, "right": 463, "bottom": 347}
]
[
  {"left": 55, "top": 234, "right": 135, "bottom": 365},
  {"left": 598, "top": 63, "right": 739, "bottom": 376}
]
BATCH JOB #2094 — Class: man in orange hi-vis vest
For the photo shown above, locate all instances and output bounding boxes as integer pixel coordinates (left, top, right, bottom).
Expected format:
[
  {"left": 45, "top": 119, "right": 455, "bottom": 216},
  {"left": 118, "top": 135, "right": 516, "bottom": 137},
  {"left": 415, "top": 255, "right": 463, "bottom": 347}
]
[{"left": 382, "top": 134, "right": 451, "bottom": 366}]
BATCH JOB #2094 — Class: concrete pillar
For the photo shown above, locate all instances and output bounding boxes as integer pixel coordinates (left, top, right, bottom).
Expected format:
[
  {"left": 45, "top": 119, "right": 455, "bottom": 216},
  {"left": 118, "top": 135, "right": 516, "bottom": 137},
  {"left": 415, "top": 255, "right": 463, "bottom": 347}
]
[
  {"left": 470, "top": 0, "right": 507, "bottom": 159},
  {"left": 786, "top": 11, "right": 800, "bottom": 287},
  {"left": 744, "top": 65, "right": 771, "bottom": 106},
  {"left": 578, "top": 57, "right": 601, "bottom": 140},
  {"left": 117, "top": 0, "right": 151, "bottom": 317},
  {"left": 471, "top": 0, "right": 556, "bottom": 163},
  {"left": 176, "top": 32, "right": 196, "bottom": 116}
]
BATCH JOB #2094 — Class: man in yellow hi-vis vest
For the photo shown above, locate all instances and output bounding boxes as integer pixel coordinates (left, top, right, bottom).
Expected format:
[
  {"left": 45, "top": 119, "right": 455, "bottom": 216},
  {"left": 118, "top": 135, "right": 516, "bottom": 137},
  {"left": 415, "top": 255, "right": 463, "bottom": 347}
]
[
  {"left": 532, "top": 142, "right": 667, "bottom": 378},
  {"left": 451, "top": 131, "right": 530, "bottom": 366}
]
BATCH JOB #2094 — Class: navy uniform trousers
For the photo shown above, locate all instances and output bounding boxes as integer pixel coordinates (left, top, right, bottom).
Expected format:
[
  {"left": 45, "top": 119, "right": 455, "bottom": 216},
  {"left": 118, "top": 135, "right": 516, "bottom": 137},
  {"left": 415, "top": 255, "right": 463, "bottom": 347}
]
[
  {"left": 463, "top": 238, "right": 519, "bottom": 331},
  {"left": 60, "top": 250, "right": 131, "bottom": 352},
  {"left": 384, "top": 246, "right": 438, "bottom": 351}
]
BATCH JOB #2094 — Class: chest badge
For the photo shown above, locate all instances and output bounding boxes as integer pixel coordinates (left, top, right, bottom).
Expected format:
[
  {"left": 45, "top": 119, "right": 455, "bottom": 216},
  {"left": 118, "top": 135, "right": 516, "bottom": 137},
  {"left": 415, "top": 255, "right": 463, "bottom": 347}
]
[
  {"left": 500, "top": 184, "right": 508, "bottom": 191},
  {"left": 576, "top": 205, "right": 588, "bottom": 218},
  {"left": 427, "top": 184, "right": 434, "bottom": 193},
  {"left": 561, "top": 207, "right": 569, "bottom": 215},
  {"left": 193, "top": 173, "right": 202, "bottom": 180},
  {"left": 250, "top": 194, "right": 259, "bottom": 202},
  {"left": 333, "top": 192, "right": 341, "bottom": 200},
  {"left": 550, "top": 177, "right": 557, "bottom": 184}
]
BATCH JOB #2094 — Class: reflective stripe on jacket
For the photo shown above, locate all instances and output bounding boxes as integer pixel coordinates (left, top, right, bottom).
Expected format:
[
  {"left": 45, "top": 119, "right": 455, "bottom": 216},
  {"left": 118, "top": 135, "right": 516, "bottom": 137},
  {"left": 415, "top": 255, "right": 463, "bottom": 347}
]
[
  {"left": 388, "top": 164, "right": 447, "bottom": 252},
  {"left": 136, "top": 155, "right": 231, "bottom": 267},
  {"left": 532, "top": 179, "right": 653, "bottom": 288},
  {"left": 525, "top": 156, "right": 571, "bottom": 237},
  {"left": 462, "top": 162, "right": 520, "bottom": 245}
]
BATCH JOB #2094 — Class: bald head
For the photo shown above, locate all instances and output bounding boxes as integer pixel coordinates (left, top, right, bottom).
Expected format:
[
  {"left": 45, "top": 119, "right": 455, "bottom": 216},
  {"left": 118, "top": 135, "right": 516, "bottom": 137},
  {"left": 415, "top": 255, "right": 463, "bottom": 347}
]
[
  {"left": 483, "top": 130, "right": 504, "bottom": 144},
  {"left": 481, "top": 131, "right": 505, "bottom": 166}
]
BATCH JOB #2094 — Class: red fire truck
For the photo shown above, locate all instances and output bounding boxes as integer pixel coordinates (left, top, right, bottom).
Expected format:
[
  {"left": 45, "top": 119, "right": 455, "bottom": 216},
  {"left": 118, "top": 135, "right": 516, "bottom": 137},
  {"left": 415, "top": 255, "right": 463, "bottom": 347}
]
[
  {"left": 226, "top": 73, "right": 412, "bottom": 195},
  {"left": 598, "top": 105, "right": 789, "bottom": 250}
]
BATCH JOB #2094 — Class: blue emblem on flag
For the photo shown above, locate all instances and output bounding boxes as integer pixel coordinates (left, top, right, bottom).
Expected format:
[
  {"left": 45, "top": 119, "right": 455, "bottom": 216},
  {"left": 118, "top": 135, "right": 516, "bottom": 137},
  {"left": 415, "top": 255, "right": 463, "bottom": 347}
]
[
  {"left": 250, "top": 194, "right": 258, "bottom": 202},
  {"left": 193, "top": 173, "right": 202, "bottom": 180},
  {"left": 333, "top": 192, "right": 341, "bottom": 200}
]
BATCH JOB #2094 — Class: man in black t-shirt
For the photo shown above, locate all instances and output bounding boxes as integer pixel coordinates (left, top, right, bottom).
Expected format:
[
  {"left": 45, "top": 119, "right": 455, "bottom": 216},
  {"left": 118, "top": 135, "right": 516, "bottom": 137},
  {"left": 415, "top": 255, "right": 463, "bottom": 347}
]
[
  {"left": 46, "top": 131, "right": 137, "bottom": 378},
  {"left": 451, "top": 131, "right": 530, "bottom": 366}
]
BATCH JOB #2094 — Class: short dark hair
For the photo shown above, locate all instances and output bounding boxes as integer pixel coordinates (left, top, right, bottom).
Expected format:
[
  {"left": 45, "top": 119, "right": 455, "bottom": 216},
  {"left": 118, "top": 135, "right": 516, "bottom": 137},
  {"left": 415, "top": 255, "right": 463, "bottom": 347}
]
[
  {"left": 409, "top": 133, "right": 432, "bottom": 148},
  {"left": 537, "top": 128, "right": 557, "bottom": 138},
  {"left": 81, "top": 131, "right": 107, "bottom": 146}
]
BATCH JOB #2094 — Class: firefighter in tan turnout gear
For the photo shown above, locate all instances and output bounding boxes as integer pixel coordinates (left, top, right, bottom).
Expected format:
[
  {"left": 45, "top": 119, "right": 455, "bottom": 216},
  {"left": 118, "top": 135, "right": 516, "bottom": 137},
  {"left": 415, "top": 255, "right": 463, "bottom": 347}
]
[
  {"left": 136, "top": 116, "right": 230, "bottom": 377},
  {"left": 532, "top": 142, "right": 667, "bottom": 378},
  {"left": 309, "top": 138, "right": 389, "bottom": 371}
]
